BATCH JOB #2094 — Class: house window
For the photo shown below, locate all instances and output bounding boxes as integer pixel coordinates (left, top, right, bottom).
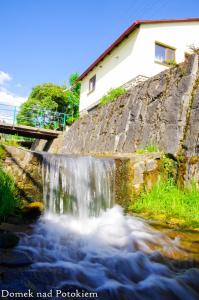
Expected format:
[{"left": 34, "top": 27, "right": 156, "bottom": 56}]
[
  {"left": 89, "top": 75, "right": 96, "bottom": 93},
  {"left": 155, "top": 42, "right": 176, "bottom": 65}
]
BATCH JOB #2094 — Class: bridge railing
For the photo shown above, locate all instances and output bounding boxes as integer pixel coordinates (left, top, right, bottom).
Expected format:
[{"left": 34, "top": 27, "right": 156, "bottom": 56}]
[{"left": 0, "top": 104, "right": 68, "bottom": 131}]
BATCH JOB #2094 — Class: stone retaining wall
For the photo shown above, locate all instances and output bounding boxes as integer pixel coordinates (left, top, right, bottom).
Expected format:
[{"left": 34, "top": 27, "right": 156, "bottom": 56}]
[
  {"left": 21, "top": 55, "right": 199, "bottom": 191},
  {"left": 3, "top": 146, "right": 43, "bottom": 203},
  {"left": 2, "top": 145, "right": 161, "bottom": 206},
  {"left": 56, "top": 55, "right": 198, "bottom": 160}
]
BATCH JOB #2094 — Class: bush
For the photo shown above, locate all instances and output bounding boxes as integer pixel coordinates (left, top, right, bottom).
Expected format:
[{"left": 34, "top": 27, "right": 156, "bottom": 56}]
[
  {"left": 99, "top": 87, "right": 126, "bottom": 106},
  {"left": 0, "top": 166, "right": 19, "bottom": 219}
]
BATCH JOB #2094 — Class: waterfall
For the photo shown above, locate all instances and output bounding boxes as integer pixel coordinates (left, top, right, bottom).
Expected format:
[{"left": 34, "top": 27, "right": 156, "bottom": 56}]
[
  {"left": 42, "top": 154, "right": 115, "bottom": 217},
  {"left": 12, "top": 153, "right": 199, "bottom": 299}
]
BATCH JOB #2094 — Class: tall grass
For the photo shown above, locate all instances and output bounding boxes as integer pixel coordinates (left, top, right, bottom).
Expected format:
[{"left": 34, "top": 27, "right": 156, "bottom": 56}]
[
  {"left": 0, "top": 166, "right": 19, "bottom": 218},
  {"left": 130, "top": 178, "right": 199, "bottom": 227}
]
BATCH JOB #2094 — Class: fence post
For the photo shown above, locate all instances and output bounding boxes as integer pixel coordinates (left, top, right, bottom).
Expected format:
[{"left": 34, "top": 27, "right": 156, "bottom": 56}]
[
  {"left": 13, "top": 106, "right": 17, "bottom": 126},
  {"left": 40, "top": 110, "right": 44, "bottom": 128},
  {"left": 63, "top": 113, "right": 67, "bottom": 130}
]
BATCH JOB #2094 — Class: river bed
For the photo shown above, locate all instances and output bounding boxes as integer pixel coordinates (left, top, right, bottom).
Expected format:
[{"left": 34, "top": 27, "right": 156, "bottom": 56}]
[
  {"left": 0, "top": 206, "right": 199, "bottom": 300},
  {"left": 1, "top": 154, "right": 199, "bottom": 299}
]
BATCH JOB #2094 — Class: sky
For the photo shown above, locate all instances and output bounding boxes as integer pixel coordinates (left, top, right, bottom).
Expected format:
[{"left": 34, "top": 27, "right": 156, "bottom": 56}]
[{"left": 0, "top": 0, "right": 199, "bottom": 106}]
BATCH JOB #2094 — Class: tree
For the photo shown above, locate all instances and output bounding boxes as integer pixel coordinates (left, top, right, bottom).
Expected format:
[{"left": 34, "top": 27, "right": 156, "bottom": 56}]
[
  {"left": 65, "top": 73, "right": 81, "bottom": 124},
  {"left": 17, "top": 73, "right": 81, "bottom": 128}
]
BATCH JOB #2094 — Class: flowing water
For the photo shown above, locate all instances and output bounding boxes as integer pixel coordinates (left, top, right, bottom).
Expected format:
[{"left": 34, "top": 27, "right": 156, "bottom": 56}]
[
  {"left": 3, "top": 154, "right": 199, "bottom": 299},
  {"left": 42, "top": 154, "right": 115, "bottom": 217}
]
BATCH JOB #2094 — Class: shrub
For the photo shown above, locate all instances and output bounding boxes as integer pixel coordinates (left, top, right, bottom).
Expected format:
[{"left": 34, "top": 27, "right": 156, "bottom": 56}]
[{"left": 99, "top": 87, "right": 126, "bottom": 106}]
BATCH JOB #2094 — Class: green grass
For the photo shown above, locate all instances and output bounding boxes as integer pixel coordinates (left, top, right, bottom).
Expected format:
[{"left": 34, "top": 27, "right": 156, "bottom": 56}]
[
  {"left": 0, "top": 145, "right": 6, "bottom": 160},
  {"left": 0, "top": 134, "right": 34, "bottom": 143},
  {"left": 0, "top": 142, "right": 21, "bottom": 219},
  {"left": 99, "top": 87, "right": 126, "bottom": 106},
  {"left": 130, "top": 178, "right": 199, "bottom": 228},
  {"left": 136, "top": 144, "right": 159, "bottom": 154},
  {"left": 0, "top": 166, "right": 20, "bottom": 219}
]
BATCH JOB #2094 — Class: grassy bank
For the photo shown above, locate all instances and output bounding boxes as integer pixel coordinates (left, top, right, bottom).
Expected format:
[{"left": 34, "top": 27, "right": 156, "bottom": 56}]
[
  {"left": 0, "top": 144, "right": 21, "bottom": 220},
  {"left": 129, "top": 178, "right": 199, "bottom": 229},
  {"left": 0, "top": 166, "right": 20, "bottom": 219}
]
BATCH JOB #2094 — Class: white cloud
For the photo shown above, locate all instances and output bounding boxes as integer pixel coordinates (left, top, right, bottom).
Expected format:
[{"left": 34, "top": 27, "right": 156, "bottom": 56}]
[
  {"left": 0, "top": 70, "right": 26, "bottom": 107},
  {"left": 0, "top": 71, "right": 12, "bottom": 85},
  {"left": 0, "top": 88, "right": 26, "bottom": 107}
]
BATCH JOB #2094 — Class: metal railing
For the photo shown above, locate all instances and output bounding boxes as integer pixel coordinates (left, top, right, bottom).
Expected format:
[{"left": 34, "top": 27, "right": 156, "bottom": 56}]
[{"left": 0, "top": 103, "right": 68, "bottom": 131}]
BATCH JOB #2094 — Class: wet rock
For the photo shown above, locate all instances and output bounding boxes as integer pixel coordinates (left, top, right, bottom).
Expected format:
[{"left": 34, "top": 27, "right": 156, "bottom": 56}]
[
  {"left": 22, "top": 202, "right": 44, "bottom": 220},
  {"left": 6, "top": 214, "right": 25, "bottom": 225},
  {"left": 0, "top": 231, "right": 19, "bottom": 249},
  {"left": 0, "top": 250, "right": 33, "bottom": 266},
  {"left": 0, "top": 222, "right": 32, "bottom": 233},
  {"left": 2, "top": 268, "right": 70, "bottom": 292}
]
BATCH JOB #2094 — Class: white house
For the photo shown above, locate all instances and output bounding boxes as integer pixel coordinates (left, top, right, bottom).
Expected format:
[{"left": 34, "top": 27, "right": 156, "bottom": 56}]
[{"left": 78, "top": 18, "right": 199, "bottom": 113}]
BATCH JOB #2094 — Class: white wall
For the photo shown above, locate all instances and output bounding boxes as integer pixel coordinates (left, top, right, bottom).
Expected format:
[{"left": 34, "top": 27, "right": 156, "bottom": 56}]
[
  {"left": 80, "top": 21, "right": 199, "bottom": 112},
  {"left": 133, "top": 22, "right": 199, "bottom": 77},
  {"left": 79, "top": 29, "right": 139, "bottom": 111}
]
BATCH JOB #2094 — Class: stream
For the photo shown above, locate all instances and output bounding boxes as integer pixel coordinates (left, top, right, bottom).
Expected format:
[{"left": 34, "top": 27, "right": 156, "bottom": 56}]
[{"left": 1, "top": 154, "right": 199, "bottom": 299}]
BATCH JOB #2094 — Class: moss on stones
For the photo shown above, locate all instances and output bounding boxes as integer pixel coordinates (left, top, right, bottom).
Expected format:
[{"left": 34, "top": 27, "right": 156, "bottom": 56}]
[
  {"left": 189, "top": 156, "right": 199, "bottom": 165},
  {"left": 115, "top": 159, "right": 134, "bottom": 211}
]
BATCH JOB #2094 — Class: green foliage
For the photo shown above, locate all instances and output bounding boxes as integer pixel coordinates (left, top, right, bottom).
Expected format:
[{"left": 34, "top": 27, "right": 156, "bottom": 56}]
[
  {"left": 0, "top": 166, "right": 19, "bottom": 218},
  {"left": 69, "top": 72, "right": 81, "bottom": 95},
  {"left": 130, "top": 178, "right": 199, "bottom": 228},
  {"left": 0, "top": 138, "right": 19, "bottom": 147},
  {"left": 1, "top": 134, "right": 34, "bottom": 143},
  {"left": 165, "top": 59, "right": 177, "bottom": 66},
  {"left": 136, "top": 144, "right": 159, "bottom": 154},
  {"left": 99, "top": 87, "right": 126, "bottom": 106},
  {"left": 0, "top": 144, "right": 21, "bottom": 219},
  {"left": 0, "top": 145, "right": 6, "bottom": 160},
  {"left": 67, "top": 72, "right": 81, "bottom": 124},
  {"left": 160, "top": 154, "right": 177, "bottom": 178},
  {"left": 17, "top": 73, "right": 81, "bottom": 127},
  {"left": 66, "top": 115, "right": 78, "bottom": 125}
]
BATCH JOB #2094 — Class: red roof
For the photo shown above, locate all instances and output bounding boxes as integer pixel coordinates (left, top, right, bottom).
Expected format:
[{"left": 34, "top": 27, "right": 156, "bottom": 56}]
[{"left": 77, "top": 18, "right": 199, "bottom": 81}]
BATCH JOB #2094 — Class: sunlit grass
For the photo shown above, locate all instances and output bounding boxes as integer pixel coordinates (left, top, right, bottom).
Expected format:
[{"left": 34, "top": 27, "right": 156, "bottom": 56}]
[
  {"left": 130, "top": 178, "right": 199, "bottom": 228},
  {"left": 136, "top": 144, "right": 159, "bottom": 154},
  {"left": 99, "top": 87, "right": 126, "bottom": 106},
  {"left": 0, "top": 166, "right": 20, "bottom": 219}
]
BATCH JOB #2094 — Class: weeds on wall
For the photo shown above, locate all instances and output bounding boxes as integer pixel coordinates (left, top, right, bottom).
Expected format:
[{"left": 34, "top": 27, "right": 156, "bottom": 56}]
[
  {"left": 99, "top": 87, "right": 126, "bottom": 106},
  {"left": 189, "top": 44, "right": 199, "bottom": 55},
  {"left": 136, "top": 144, "right": 159, "bottom": 154}
]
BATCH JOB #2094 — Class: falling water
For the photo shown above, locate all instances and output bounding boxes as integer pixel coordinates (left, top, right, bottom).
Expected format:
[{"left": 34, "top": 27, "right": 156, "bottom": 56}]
[
  {"left": 5, "top": 154, "right": 199, "bottom": 299},
  {"left": 42, "top": 154, "right": 115, "bottom": 217}
]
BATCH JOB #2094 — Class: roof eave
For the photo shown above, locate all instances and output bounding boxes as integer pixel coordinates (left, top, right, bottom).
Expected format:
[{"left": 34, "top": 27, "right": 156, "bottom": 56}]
[{"left": 77, "top": 18, "right": 199, "bottom": 82}]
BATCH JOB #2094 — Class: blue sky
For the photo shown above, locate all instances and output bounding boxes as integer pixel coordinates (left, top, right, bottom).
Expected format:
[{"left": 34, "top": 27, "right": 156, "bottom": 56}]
[{"left": 0, "top": 0, "right": 199, "bottom": 106}]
